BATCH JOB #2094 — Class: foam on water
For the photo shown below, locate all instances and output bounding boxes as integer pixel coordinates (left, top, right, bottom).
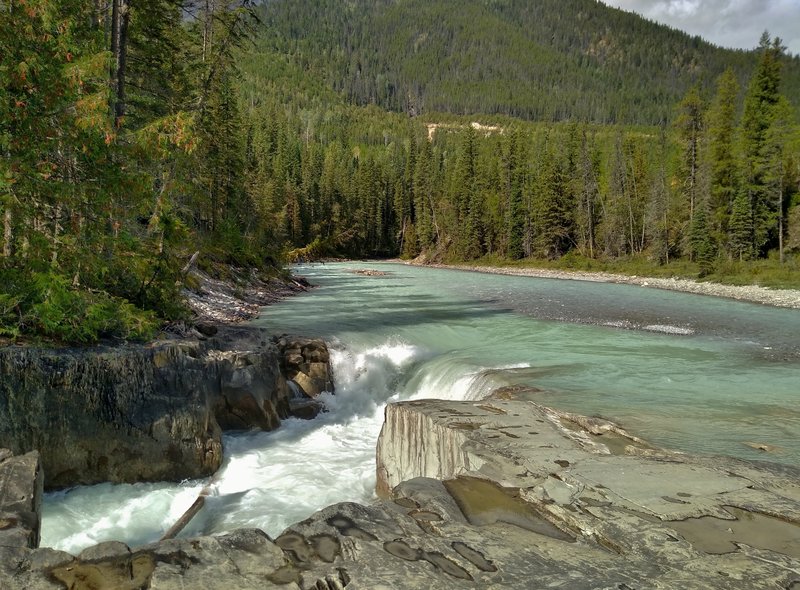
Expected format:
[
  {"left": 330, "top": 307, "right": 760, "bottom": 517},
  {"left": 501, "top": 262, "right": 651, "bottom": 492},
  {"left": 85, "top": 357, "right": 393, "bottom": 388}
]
[{"left": 42, "top": 336, "right": 494, "bottom": 553}]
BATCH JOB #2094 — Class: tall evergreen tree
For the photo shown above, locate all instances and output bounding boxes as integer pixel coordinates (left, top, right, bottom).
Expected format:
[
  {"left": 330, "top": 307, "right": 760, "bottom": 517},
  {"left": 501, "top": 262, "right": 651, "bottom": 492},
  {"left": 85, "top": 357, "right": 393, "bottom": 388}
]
[
  {"left": 707, "top": 68, "right": 740, "bottom": 247},
  {"left": 762, "top": 96, "right": 796, "bottom": 263},
  {"left": 675, "top": 85, "right": 705, "bottom": 225},
  {"left": 728, "top": 190, "right": 753, "bottom": 260},
  {"left": 689, "top": 197, "right": 715, "bottom": 275},
  {"left": 740, "top": 33, "right": 784, "bottom": 256},
  {"left": 532, "top": 142, "right": 572, "bottom": 258},
  {"left": 575, "top": 130, "right": 600, "bottom": 258},
  {"left": 647, "top": 128, "right": 672, "bottom": 264},
  {"left": 504, "top": 129, "right": 527, "bottom": 259}
]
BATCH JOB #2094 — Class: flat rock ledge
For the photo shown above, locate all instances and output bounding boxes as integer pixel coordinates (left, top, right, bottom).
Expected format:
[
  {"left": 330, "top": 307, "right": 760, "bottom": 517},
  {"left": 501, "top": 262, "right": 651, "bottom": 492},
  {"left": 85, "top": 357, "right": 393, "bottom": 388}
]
[{"left": 4, "top": 399, "right": 800, "bottom": 589}]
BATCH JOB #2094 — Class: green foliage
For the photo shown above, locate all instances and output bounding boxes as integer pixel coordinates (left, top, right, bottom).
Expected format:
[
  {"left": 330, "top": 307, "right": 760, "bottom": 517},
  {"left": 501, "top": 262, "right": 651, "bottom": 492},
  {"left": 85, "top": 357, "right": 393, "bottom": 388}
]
[
  {"left": 0, "top": 0, "right": 276, "bottom": 344},
  {"left": 740, "top": 35, "right": 786, "bottom": 256},
  {"left": 0, "top": 271, "right": 157, "bottom": 343},
  {"left": 708, "top": 68, "right": 740, "bottom": 244}
]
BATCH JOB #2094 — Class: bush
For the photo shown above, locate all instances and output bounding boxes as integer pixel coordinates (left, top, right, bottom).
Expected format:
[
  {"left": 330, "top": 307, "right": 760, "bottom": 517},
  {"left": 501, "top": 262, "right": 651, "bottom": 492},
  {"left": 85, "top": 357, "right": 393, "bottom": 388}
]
[{"left": 0, "top": 270, "right": 158, "bottom": 344}]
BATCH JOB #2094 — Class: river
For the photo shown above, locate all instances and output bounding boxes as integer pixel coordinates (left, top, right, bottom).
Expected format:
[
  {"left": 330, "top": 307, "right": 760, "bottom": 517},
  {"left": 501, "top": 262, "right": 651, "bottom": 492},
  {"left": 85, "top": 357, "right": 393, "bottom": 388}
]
[{"left": 41, "top": 262, "right": 800, "bottom": 554}]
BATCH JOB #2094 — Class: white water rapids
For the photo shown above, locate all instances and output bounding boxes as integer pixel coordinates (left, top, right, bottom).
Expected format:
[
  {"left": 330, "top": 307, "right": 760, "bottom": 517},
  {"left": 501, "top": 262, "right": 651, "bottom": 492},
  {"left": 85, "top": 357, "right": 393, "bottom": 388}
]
[{"left": 41, "top": 262, "right": 800, "bottom": 554}]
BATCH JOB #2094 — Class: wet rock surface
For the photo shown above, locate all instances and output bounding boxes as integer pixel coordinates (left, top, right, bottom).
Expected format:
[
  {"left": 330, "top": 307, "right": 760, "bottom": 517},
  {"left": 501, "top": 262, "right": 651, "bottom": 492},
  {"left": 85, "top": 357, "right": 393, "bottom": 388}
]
[
  {"left": 4, "top": 399, "right": 800, "bottom": 588},
  {"left": 276, "top": 336, "right": 335, "bottom": 404},
  {"left": 376, "top": 399, "right": 800, "bottom": 588},
  {"left": 0, "top": 326, "right": 293, "bottom": 488}
]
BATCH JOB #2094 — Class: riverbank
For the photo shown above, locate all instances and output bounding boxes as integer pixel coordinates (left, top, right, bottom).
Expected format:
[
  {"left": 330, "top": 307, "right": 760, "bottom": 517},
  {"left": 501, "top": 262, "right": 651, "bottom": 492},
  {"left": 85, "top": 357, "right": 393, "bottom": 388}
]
[
  {"left": 182, "top": 267, "right": 311, "bottom": 325},
  {"left": 406, "top": 261, "right": 800, "bottom": 309}
]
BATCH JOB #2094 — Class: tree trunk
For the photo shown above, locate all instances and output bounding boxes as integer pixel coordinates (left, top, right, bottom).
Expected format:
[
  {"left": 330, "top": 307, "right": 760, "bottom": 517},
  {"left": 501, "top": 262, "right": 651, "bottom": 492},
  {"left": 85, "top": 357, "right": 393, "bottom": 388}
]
[
  {"left": 51, "top": 204, "right": 62, "bottom": 268},
  {"left": 109, "top": 0, "right": 120, "bottom": 115},
  {"left": 2, "top": 209, "right": 11, "bottom": 259},
  {"left": 778, "top": 185, "right": 784, "bottom": 264},
  {"left": 109, "top": 0, "right": 130, "bottom": 125},
  {"left": 114, "top": 0, "right": 130, "bottom": 126}
]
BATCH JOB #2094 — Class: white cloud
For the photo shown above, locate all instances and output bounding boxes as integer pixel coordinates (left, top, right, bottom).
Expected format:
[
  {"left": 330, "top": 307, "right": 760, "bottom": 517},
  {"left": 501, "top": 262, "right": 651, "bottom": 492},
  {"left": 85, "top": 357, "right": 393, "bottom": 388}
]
[{"left": 602, "top": 0, "right": 800, "bottom": 55}]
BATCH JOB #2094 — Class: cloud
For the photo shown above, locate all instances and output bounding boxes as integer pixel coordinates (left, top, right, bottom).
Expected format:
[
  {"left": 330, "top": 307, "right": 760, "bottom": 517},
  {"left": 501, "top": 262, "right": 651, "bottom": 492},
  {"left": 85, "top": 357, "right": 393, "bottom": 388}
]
[{"left": 603, "top": 0, "right": 800, "bottom": 55}]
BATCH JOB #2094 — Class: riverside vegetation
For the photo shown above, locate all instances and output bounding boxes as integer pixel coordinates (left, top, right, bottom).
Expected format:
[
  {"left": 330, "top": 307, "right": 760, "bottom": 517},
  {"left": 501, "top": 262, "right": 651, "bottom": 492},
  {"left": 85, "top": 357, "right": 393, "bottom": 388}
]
[{"left": 2, "top": 0, "right": 800, "bottom": 346}]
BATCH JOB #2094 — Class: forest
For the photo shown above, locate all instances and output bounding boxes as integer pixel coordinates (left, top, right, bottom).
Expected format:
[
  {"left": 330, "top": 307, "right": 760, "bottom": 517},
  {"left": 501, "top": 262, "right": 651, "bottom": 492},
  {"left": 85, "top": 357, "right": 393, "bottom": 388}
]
[{"left": 1, "top": 0, "right": 799, "bottom": 344}]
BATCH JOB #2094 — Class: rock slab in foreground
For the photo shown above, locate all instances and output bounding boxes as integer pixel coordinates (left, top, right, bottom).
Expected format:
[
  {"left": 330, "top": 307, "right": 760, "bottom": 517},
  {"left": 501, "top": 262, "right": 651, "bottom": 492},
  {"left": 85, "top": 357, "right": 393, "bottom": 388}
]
[
  {"left": 374, "top": 399, "right": 800, "bottom": 588},
  {"left": 0, "top": 326, "right": 297, "bottom": 488},
  {"left": 4, "top": 399, "right": 800, "bottom": 589}
]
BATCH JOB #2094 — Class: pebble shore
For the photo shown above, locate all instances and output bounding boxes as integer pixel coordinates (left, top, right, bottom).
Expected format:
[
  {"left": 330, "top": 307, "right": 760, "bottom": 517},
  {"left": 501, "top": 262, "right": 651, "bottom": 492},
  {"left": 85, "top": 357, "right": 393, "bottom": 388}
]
[{"left": 422, "top": 263, "right": 800, "bottom": 310}]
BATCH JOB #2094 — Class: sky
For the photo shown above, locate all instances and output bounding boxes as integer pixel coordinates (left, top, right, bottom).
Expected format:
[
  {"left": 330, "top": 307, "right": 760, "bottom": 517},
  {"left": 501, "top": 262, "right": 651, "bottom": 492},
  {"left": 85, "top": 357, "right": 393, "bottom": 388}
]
[{"left": 602, "top": 0, "right": 800, "bottom": 55}]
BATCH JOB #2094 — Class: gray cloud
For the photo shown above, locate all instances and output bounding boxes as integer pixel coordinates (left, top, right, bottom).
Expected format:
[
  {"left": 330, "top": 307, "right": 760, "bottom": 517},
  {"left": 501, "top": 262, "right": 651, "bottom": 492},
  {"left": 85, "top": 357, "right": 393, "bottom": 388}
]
[{"left": 602, "top": 0, "right": 800, "bottom": 55}]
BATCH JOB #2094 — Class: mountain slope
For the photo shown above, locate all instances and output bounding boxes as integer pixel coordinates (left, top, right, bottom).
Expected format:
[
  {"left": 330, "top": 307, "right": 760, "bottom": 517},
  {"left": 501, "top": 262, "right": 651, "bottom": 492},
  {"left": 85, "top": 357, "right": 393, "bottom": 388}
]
[{"left": 255, "top": 0, "right": 800, "bottom": 124}]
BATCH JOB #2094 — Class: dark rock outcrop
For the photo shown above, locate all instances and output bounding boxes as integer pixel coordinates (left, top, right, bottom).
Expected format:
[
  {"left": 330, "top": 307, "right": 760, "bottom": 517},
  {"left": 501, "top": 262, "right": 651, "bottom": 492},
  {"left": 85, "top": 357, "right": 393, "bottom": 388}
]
[
  {"left": 276, "top": 335, "right": 335, "bottom": 398},
  {"left": 275, "top": 336, "right": 334, "bottom": 421},
  {"left": 0, "top": 326, "right": 296, "bottom": 489}
]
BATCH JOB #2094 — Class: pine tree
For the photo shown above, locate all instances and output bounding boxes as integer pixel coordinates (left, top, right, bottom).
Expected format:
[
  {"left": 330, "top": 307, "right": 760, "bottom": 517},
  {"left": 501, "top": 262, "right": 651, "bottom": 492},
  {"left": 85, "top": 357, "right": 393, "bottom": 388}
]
[
  {"left": 763, "top": 96, "right": 795, "bottom": 263},
  {"left": 689, "top": 197, "right": 715, "bottom": 276},
  {"left": 647, "top": 129, "right": 672, "bottom": 264},
  {"left": 532, "top": 143, "right": 572, "bottom": 259},
  {"left": 503, "top": 129, "right": 526, "bottom": 259},
  {"left": 575, "top": 130, "right": 600, "bottom": 258},
  {"left": 728, "top": 190, "right": 753, "bottom": 260},
  {"left": 740, "top": 33, "right": 784, "bottom": 256},
  {"left": 675, "top": 85, "right": 705, "bottom": 229},
  {"left": 707, "top": 68, "right": 740, "bottom": 246}
]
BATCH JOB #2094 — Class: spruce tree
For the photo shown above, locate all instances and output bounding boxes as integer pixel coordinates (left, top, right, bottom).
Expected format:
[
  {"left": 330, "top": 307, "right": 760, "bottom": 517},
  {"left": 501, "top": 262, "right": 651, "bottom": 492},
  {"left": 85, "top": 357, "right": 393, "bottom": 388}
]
[
  {"left": 689, "top": 197, "right": 715, "bottom": 276},
  {"left": 728, "top": 190, "right": 753, "bottom": 260},
  {"left": 532, "top": 143, "right": 572, "bottom": 259},
  {"left": 740, "top": 33, "right": 784, "bottom": 256},
  {"left": 675, "top": 85, "right": 705, "bottom": 228},
  {"left": 707, "top": 68, "right": 740, "bottom": 246},
  {"left": 504, "top": 130, "right": 526, "bottom": 259},
  {"left": 763, "top": 96, "right": 795, "bottom": 263}
]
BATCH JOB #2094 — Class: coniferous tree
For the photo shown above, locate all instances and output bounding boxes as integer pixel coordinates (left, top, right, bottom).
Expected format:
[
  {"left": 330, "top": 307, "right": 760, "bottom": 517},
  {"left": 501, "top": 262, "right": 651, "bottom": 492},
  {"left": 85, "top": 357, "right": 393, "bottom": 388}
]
[
  {"left": 762, "top": 96, "right": 796, "bottom": 263},
  {"left": 675, "top": 84, "right": 705, "bottom": 253},
  {"left": 740, "top": 33, "right": 784, "bottom": 256},
  {"left": 707, "top": 68, "right": 740, "bottom": 247},
  {"left": 504, "top": 129, "right": 527, "bottom": 259},
  {"left": 728, "top": 190, "right": 753, "bottom": 260},
  {"left": 532, "top": 143, "right": 572, "bottom": 258},
  {"left": 575, "top": 130, "right": 600, "bottom": 258},
  {"left": 647, "top": 129, "right": 672, "bottom": 264},
  {"left": 689, "top": 197, "right": 715, "bottom": 275}
]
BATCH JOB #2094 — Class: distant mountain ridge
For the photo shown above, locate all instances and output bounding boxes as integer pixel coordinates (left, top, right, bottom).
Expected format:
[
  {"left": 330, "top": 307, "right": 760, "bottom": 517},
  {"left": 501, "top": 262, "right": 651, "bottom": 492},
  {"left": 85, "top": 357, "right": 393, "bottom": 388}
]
[{"left": 254, "top": 0, "right": 800, "bottom": 124}]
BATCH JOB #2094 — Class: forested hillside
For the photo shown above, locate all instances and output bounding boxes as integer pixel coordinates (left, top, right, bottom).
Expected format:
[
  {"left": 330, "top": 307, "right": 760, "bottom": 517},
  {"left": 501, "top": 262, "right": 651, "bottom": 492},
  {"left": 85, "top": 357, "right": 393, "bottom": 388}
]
[
  {"left": 2, "top": 0, "right": 799, "bottom": 344},
  {"left": 256, "top": 0, "right": 800, "bottom": 124},
  {"left": 237, "top": 23, "right": 799, "bottom": 275}
]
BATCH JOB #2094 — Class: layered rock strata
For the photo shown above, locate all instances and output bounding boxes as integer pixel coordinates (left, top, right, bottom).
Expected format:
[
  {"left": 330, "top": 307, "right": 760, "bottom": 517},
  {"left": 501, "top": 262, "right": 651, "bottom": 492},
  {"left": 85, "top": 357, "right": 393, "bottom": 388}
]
[
  {"left": 0, "top": 328, "right": 332, "bottom": 488},
  {"left": 4, "top": 399, "right": 800, "bottom": 589}
]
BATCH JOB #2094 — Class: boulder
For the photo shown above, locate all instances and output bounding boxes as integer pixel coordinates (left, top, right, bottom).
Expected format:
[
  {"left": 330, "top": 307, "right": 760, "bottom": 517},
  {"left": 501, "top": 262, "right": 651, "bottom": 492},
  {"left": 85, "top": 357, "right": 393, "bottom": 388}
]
[{"left": 276, "top": 336, "right": 334, "bottom": 398}]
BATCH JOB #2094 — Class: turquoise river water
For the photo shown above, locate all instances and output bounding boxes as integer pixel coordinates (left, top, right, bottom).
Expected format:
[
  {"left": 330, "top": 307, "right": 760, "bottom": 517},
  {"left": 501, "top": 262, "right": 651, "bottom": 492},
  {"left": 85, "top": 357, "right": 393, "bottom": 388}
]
[{"left": 41, "top": 262, "right": 800, "bottom": 554}]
